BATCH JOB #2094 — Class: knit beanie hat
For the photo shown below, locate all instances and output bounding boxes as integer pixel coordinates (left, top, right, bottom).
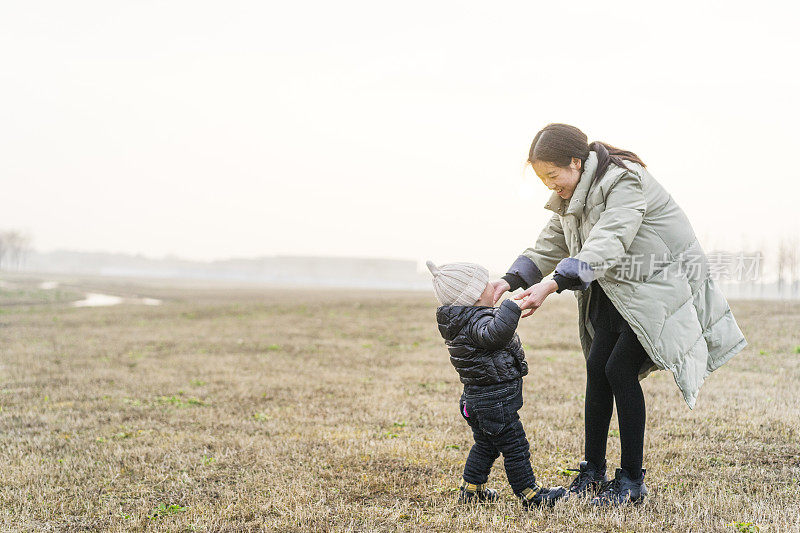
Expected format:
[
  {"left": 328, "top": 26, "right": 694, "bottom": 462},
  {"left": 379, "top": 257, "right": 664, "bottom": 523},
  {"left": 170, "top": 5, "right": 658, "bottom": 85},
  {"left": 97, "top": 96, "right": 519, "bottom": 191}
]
[{"left": 426, "top": 260, "right": 489, "bottom": 306}]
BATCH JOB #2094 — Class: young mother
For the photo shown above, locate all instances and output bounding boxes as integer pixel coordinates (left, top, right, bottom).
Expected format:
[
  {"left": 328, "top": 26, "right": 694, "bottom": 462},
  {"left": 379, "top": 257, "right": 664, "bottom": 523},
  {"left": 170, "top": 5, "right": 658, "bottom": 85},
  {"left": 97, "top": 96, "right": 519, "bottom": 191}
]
[{"left": 492, "top": 124, "right": 747, "bottom": 506}]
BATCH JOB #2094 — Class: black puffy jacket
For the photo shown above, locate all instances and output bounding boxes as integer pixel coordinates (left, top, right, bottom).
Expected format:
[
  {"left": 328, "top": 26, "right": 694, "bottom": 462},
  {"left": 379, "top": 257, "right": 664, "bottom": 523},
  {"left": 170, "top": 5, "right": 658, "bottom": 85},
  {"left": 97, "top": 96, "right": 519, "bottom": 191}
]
[{"left": 435, "top": 300, "right": 528, "bottom": 386}]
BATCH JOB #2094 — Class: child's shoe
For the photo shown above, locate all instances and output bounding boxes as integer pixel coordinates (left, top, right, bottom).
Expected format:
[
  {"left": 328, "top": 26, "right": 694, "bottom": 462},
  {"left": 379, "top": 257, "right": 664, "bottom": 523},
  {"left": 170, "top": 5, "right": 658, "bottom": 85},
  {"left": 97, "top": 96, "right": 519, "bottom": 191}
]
[
  {"left": 520, "top": 484, "right": 567, "bottom": 509},
  {"left": 589, "top": 468, "right": 647, "bottom": 507},
  {"left": 458, "top": 480, "right": 498, "bottom": 504},
  {"left": 566, "top": 460, "right": 608, "bottom": 499}
]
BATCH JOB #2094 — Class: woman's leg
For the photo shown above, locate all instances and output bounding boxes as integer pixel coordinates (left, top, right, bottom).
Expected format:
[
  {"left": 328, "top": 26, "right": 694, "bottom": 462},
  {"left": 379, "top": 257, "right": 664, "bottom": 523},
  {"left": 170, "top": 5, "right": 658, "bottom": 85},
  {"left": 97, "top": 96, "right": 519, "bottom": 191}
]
[
  {"left": 584, "top": 327, "right": 619, "bottom": 468},
  {"left": 604, "top": 328, "right": 649, "bottom": 477}
]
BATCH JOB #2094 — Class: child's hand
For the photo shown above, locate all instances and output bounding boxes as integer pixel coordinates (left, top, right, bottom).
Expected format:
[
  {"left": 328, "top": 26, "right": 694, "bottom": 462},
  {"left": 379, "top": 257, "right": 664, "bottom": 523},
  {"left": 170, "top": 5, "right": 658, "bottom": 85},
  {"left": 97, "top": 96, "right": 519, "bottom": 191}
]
[
  {"left": 490, "top": 279, "right": 511, "bottom": 305},
  {"left": 514, "top": 279, "right": 558, "bottom": 317}
]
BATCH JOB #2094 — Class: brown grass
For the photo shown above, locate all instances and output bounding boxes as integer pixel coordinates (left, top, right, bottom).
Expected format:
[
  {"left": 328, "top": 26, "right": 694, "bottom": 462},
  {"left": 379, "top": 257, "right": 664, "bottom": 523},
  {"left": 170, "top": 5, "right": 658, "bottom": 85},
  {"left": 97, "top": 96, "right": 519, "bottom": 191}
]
[{"left": 0, "top": 276, "right": 798, "bottom": 531}]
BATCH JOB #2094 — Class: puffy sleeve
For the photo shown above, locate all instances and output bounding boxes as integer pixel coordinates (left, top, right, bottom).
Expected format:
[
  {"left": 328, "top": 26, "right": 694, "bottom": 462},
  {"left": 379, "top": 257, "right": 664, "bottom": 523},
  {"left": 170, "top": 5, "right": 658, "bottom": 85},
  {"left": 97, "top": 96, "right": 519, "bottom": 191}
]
[
  {"left": 503, "top": 213, "right": 570, "bottom": 290},
  {"left": 466, "top": 300, "right": 521, "bottom": 350}
]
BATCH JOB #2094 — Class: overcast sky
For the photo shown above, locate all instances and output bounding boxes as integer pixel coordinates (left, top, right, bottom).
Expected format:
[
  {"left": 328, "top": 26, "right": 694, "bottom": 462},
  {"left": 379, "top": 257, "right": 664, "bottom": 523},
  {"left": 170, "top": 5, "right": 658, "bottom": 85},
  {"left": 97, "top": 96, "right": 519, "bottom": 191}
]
[{"left": 3, "top": 0, "right": 798, "bottom": 272}]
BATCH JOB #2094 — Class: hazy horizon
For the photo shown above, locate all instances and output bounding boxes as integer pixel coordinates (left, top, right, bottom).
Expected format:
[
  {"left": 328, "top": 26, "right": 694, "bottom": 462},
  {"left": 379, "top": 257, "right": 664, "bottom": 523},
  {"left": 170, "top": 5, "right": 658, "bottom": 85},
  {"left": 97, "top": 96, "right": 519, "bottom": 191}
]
[{"left": 4, "top": 1, "right": 799, "bottom": 274}]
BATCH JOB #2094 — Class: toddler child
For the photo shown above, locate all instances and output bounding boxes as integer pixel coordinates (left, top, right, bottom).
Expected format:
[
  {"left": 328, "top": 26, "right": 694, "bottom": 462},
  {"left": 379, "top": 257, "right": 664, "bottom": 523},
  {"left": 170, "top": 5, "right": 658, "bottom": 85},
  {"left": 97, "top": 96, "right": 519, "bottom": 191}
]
[{"left": 427, "top": 260, "right": 565, "bottom": 509}]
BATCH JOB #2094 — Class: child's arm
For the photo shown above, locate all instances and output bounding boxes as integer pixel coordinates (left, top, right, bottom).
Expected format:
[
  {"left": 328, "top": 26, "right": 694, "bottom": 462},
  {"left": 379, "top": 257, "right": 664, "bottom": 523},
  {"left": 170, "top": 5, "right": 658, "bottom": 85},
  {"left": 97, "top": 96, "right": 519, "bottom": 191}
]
[{"left": 467, "top": 300, "right": 521, "bottom": 350}]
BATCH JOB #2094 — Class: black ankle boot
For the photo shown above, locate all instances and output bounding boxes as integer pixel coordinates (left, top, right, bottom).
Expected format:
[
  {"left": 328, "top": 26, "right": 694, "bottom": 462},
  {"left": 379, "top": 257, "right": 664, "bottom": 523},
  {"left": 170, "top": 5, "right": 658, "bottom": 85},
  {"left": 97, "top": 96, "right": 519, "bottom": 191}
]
[
  {"left": 458, "top": 480, "right": 498, "bottom": 504},
  {"left": 520, "top": 484, "right": 567, "bottom": 509},
  {"left": 566, "top": 460, "right": 608, "bottom": 498},
  {"left": 590, "top": 468, "right": 647, "bottom": 507}
]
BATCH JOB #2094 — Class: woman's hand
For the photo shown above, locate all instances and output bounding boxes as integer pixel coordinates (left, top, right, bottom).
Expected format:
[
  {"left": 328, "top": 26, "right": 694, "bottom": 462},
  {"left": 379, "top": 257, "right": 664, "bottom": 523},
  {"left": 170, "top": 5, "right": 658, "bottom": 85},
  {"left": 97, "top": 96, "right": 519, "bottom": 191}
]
[
  {"left": 490, "top": 279, "right": 511, "bottom": 305},
  {"left": 515, "top": 279, "right": 559, "bottom": 318}
]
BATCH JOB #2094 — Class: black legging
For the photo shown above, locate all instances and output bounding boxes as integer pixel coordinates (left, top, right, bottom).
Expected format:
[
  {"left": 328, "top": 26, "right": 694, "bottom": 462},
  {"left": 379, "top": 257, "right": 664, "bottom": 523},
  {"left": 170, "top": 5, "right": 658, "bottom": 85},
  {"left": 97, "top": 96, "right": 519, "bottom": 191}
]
[{"left": 585, "top": 322, "right": 649, "bottom": 476}]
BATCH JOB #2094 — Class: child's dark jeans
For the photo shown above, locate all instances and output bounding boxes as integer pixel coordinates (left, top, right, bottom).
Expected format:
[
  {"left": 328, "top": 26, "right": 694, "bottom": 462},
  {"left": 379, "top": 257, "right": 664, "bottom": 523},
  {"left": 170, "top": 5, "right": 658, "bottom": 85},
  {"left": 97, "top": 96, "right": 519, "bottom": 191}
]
[{"left": 459, "top": 378, "right": 536, "bottom": 495}]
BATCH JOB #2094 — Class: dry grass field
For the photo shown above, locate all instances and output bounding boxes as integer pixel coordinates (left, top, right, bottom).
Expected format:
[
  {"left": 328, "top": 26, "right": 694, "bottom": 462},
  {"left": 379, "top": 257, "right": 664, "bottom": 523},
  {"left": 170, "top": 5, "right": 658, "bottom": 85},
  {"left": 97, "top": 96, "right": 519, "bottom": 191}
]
[{"left": 0, "top": 275, "right": 798, "bottom": 532}]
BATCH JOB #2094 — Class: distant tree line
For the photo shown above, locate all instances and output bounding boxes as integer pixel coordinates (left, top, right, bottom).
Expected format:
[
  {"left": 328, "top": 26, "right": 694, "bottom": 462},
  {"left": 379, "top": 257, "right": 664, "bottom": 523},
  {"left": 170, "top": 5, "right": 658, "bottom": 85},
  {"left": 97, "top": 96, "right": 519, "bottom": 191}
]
[
  {"left": 0, "top": 230, "right": 31, "bottom": 271},
  {"left": 776, "top": 236, "right": 800, "bottom": 297},
  {"left": 707, "top": 234, "right": 800, "bottom": 299}
]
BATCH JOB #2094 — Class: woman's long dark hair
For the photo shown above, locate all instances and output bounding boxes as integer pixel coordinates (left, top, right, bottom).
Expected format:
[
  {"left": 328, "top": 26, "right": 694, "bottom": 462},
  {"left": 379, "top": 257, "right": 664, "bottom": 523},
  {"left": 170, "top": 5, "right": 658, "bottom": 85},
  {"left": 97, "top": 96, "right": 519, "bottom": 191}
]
[{"left": 528, "top": 123, "right": 645, "bottom": 181}]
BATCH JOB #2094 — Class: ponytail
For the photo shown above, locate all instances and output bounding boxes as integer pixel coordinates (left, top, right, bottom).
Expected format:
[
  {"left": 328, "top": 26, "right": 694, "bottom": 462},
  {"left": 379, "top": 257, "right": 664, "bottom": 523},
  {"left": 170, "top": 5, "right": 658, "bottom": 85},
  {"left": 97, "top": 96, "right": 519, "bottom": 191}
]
[{"left": 588, "top": 141, "right": 646, "bottom": 182}]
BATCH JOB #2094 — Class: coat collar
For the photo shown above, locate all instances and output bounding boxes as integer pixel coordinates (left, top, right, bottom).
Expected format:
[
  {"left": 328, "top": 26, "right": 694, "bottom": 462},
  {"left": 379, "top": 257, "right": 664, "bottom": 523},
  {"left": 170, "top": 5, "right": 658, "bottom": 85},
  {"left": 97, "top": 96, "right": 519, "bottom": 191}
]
[{"left": 544, "top": 151, "right": 599, "bottom": 216}]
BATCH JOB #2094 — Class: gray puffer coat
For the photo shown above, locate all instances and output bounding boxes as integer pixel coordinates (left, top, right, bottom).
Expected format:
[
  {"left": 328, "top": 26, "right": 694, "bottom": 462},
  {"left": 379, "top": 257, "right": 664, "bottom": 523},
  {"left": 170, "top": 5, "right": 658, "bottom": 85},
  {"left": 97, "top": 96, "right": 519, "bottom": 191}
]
[{"left": 506, "top": 151, "right": 746, "bottom": 408}]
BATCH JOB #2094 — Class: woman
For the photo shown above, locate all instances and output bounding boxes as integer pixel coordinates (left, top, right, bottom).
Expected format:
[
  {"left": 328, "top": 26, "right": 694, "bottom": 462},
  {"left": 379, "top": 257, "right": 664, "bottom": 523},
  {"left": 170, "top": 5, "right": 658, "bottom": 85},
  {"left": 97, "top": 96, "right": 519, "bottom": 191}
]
[{"left": 492, "top": 124, "right": 747, "bottom": 506}]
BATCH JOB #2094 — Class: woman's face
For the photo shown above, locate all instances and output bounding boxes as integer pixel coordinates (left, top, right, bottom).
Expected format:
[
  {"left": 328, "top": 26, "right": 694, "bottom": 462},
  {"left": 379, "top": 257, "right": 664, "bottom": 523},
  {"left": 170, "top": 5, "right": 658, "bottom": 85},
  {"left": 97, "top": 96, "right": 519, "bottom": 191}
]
[{"left": 531, "top": 158, "right": 582, "bottom": 200}]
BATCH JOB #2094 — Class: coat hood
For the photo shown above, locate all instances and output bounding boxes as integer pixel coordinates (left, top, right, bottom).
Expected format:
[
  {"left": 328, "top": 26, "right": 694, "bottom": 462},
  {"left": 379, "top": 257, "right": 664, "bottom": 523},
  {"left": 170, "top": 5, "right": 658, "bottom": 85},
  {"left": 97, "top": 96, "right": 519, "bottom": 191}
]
[{"left": 436, "top": 305, "right": 485, "bottom": 341}]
